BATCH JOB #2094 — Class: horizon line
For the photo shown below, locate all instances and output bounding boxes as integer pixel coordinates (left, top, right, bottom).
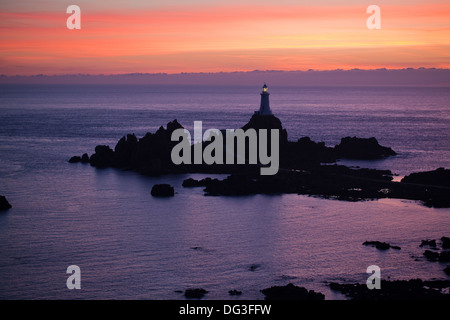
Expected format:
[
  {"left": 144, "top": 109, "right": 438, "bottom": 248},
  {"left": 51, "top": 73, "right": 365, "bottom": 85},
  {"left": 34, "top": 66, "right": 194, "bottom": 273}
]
[{"left": 2, "top": 67, "right": 450, "bottom": 78}]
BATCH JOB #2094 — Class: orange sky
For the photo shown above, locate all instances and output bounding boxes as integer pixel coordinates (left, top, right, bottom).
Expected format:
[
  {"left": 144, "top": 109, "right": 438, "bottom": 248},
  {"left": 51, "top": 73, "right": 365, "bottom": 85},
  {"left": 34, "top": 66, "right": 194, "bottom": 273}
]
[{"left": 0, "top": 1, "right": 449, "bottom": 75}]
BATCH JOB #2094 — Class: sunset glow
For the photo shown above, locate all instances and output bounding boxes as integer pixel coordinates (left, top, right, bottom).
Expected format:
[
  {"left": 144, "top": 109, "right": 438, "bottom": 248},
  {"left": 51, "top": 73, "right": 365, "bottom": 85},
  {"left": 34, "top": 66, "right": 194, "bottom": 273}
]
[{"left": 1, "top": 0, "right": 449, "bottom": 75}]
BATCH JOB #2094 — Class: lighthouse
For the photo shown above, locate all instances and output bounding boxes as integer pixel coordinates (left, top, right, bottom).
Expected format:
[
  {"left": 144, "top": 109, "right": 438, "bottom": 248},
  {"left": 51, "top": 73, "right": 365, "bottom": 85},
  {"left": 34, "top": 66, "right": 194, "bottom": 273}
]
[{"left": 256, "top": 84, "right": 272, "bottom": 115}]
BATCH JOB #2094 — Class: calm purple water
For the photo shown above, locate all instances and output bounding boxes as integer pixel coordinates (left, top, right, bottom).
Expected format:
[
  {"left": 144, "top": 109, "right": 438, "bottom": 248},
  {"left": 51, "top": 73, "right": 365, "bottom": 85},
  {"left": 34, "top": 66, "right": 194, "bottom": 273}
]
[{"left": 0, "top": 84, "right": 449, "bottom": 299}]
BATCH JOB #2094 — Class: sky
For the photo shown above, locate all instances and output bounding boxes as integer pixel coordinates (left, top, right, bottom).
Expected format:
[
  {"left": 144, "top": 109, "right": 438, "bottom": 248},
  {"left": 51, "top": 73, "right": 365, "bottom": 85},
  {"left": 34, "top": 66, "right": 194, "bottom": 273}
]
[{"left": 0, "top": 0, "right": 449, "bottom": 75}]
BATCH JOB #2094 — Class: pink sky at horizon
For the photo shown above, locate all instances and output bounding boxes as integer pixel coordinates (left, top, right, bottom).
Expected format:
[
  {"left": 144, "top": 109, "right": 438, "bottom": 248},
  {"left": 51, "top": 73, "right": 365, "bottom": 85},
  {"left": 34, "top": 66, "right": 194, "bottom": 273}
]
[{"left": 0, "top": 1, "right": 449, "bottom": 75}]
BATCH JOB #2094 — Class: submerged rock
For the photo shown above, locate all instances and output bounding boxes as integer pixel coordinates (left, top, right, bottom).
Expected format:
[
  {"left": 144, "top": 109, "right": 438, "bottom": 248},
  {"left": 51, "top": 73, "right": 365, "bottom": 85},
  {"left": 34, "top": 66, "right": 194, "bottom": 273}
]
[
  {"left": 151, "top": 184, "right": 174, "bottom": 197},
  {"left": 261, "top": 283, "right": 325, "bottom": 300},
  {"left": 184, "top": 288, "right": 208, "bottom": 299},
  {"left": 0, "top": 195, "right": 12, "bottom": 211},
  {"left": 249, "top": 264, "right": 261, "bottom": 272}
]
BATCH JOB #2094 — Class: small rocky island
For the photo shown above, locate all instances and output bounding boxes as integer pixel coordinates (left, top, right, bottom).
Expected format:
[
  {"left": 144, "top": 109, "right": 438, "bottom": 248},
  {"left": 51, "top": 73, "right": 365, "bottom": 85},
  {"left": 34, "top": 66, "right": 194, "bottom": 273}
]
[{"left": 69, "top": 85, "right": 449, "bottom": 207}]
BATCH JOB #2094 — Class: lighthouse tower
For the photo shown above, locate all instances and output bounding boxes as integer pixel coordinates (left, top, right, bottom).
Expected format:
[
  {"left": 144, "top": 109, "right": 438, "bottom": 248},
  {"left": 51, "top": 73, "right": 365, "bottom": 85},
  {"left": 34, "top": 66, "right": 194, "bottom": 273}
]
[{"left": 257, "top": 84, "right": 272, "bottom": 115}]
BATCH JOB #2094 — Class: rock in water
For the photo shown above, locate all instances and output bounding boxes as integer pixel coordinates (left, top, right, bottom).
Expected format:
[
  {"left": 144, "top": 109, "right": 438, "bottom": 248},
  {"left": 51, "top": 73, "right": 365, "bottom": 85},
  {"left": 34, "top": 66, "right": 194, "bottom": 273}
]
[
  {"left": 363, "top": 241, "right": 401, "bottom": 250},
  {"left": 442, "top": 237, "right": 450, "bottom": 249},
  {"left": 151, "top": 184, "right": 175, "bottom": 197},
  {"left": 80, "top": 153, "right": 90, "bottom": 163},
  {"left": 184, "top": 288, "right": 208, "bottom": 299},
  {"left": 335, "top": 137, "right": 396, "bottom": 159},
  {"left": 89, "top": 145, "right": 115, "bottom": 168},
  {"left": 401, "top": 168, "right": 450, "bottom": 187},
  {"left": 0, "top": 195, "right": 12, "bottom": 211},
  {"left": 68, "top": 156, "right": 81, "bottom": 163},
  {"left": 261, "top": 283, "right": 325, "bottom": 300}
]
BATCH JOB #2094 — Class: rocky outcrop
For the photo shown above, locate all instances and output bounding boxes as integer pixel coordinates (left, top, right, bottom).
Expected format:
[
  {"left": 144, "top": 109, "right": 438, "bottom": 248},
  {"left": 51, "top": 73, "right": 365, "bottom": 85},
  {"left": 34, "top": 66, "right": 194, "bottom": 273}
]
[
  {"left": 242, "top": 113, "right": 288, "bottom": 144},
  {"left": 68, "top": 156, "right": 81, "bottom": 163},
  {"left": 229, "top": 289, "right": 242, "bottom": 296},
  {"left": 423, "top": 250, "right": 440, "bottom": 261},
  {"left": 401, "top": 168, "right": 450, "bottom": 187},
  {"left": 87, "top": 120, "right": 184, "bottom": 175},
  {"left": 89, "top": 145, "right": 115, "bottom": 168},
  {"left": 261, "top": 283, "right": 325, "bottom": 300},
  {"left": 423, "top": 250, "right": 450, "bottom": 262},
  {"left": 444, "top": 266, "right": 450, "bottom": 276},
  {"left": 335, "top": 137, "right": 397, "bottom": 159},
  {"left": 74, "top": 117, "right": 397, "bottom": 174},
  {"left": 329, "top": 279, "right": 450, "bottom": 300},
  {"left": 81, "top": 153, "right": 89, "bottom": 163},
  {"left": 420, "top": 239, "right": 437, "bottom": 248},
  {"left": 70, "top": 116, "right": 450, "bottom": 207},
  {"left": 0, "top": 195, "right": 12, "bottom": 211},
  {"left": 182, "top": 177, "right": 219, "bottom": 188},
  {"left": 68, "top": 153, "right": 89, "bottom": 163},
  {"left": 184, "top": 288, "right": 208, "bottom": 299},
  {"left": 442, "top": 236, "right": 450, "bottom": 249},
  {"left": 363, "top": 241, "right": 401, "bottom": 250},
  {"left": 151, "top": 184, "right": 175, "bottom": 197}
]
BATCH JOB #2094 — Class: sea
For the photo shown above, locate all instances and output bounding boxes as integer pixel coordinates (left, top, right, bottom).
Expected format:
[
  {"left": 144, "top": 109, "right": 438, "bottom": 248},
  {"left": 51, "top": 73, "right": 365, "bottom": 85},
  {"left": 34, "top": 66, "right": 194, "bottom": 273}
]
[{"left": 0, "top": 84, "right": 449, "bottom": 300}]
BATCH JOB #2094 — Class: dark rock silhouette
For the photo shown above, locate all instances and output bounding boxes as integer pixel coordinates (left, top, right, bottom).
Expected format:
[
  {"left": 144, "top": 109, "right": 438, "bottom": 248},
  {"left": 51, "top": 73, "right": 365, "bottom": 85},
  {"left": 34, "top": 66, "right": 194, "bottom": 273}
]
[
  {"left": 424, "top": 250, "right": 440, "bottom": 261},
  {"left": 439, "top": 251, "right": 450, "bottom": 262},
  {"left": 249, "top": 264, "right": 261, "bottom": 272},
  {"left": 68, "top": 156, "right": 81, "bottom": 163},
  {"left": 81, "top": 153, "right": 89, "bottom": 163},
  {"left": 182, "top": 177, "right": 219, "bottom": 188},
  {"left": 363, "top": 241, "right": 401, "bottom": 250},
  {"left": 0, "top": 195, "right": 12, "bottom": 211},
  {"left": 335, "top": 136, "right": 396, "bottom": 159},
  {"left": 229, "top": 289, "right": 242, "bottom": 296},
  {"left": 89, "top": 145, "right": 115, "bottom": 168},
  {"left": 242, "top": 113, "right": 288, "bottom": 144},
  {"left": 442, "top": 236, "right": 450, "bottom": 249},
  {"left": 420, "top": 239, "right": 437, "bottom": 248},
  {"left": 402, "top": 167, "right": 450, "bottom": 187},
  {"left": 69, "top": 153, "right": 90, "bottom": 164},
  {"left": 261, "top": 283, "right": 325, "bottom": 300},
  {"left": 444, "top": 266, "right": 450, "bottom": 276},
  {"left": 329, "top": 279, "right": 450, "bottom": 300},
  {"left": 86, "top": 120, "right": 183, "bottom": 174},
  {"left": 186, "top": 165, "right": 449, "bottom": 207},
  {"left": 151, "top": 184, "right": 175, "bottom": 197},
  {"left": 184, "top": 288, "right": 208, "bottom": 299},
  {"left": 72, "top": 116, "right": 450, "bottom": 207}
]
